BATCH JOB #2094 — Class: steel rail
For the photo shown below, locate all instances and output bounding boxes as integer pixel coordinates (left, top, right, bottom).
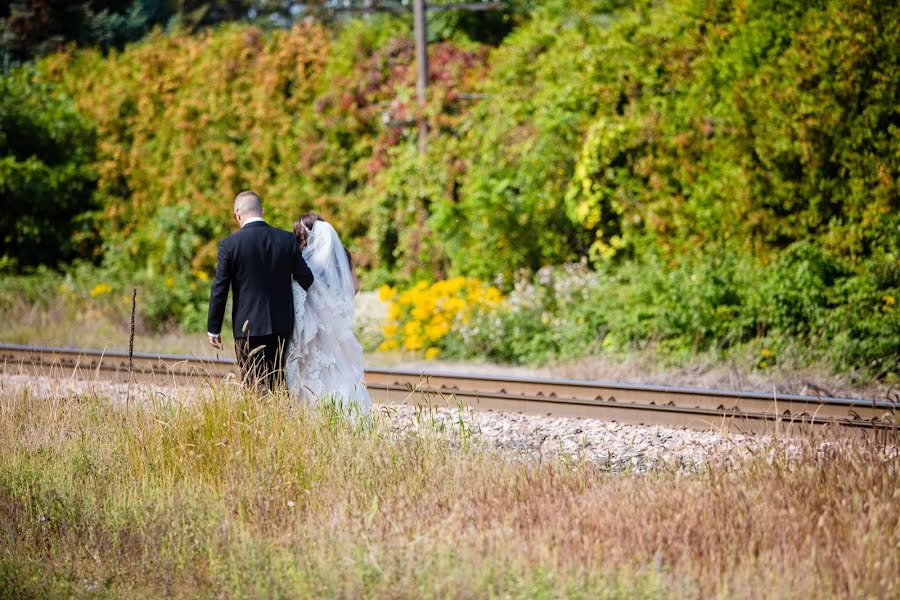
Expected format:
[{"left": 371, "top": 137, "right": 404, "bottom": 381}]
[{"left": 1, "top": 343, "right": 896, "bottom": 435}]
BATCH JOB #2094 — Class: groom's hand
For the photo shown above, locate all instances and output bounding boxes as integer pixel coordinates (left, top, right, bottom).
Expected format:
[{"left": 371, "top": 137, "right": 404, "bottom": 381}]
[{"left": 208, "top": 332, "right": 223, "bottom": 350}]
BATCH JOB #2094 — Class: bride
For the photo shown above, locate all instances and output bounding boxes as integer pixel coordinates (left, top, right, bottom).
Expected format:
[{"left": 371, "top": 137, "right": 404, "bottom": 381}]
[{"left": 285, "top": 213, "right": 371, "bottom": 414}]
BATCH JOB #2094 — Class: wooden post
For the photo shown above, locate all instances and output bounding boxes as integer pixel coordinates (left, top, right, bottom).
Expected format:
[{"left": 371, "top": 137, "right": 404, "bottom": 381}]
[
  {"left": 126, "top": 287, "right": 136, "bottom": 412},
  {"left": 413, "top": 0, "right": 428, "bottom": 154}
]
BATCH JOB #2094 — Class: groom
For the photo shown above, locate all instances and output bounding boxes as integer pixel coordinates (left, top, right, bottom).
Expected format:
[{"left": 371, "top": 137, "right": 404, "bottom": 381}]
[{"left": 207, "top": 190, "right": 314, "bottom": 391}]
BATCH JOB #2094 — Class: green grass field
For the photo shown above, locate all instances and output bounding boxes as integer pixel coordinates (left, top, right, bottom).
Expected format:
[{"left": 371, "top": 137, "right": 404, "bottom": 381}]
[{"left": 1, "top": 385, "right": 897, "bottom": 598}]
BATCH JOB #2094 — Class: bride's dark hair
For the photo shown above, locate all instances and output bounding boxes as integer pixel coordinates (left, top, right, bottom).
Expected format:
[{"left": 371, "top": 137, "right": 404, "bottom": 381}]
[
  {"left": 293, "top": 212, "right": 324, "bottom": 250},
  {"left": 294, "top": 212, "right": 356, "bottom": 269}
]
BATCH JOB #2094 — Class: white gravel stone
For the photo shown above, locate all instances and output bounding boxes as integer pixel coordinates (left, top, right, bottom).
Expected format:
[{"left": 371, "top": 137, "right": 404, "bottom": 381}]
[{"left": 374, "top": 401, "right": 785, "bottom": 473}]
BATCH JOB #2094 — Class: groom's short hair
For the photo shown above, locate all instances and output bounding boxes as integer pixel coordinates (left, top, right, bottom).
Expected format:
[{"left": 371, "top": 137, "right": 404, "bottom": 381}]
[{"left": 234, "top": 190, "right": 263, "bottom": 217}]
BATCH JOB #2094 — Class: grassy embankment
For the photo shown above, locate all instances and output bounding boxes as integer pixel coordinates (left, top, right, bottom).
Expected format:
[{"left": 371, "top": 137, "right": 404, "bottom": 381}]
[{"left": 1, "top": 384, "right": 897, "bottom": 598}]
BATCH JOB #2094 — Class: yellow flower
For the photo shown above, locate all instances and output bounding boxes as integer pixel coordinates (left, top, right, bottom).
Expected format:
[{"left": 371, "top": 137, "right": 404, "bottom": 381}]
[
  {"left": 378, "top": 285, "right": 396, "bottom": 302},
  {"left": 445, "top": 297, "right": 466, "bottom": 314},
  {"left": 164, "top": 277, "right": 175, "bottom": 288},
  {"left": 883, "top": 295, "right": 895, "bottom": 312},
  {"left": 378, "top": 339, "right": 398, "bottom": 352},
  {"left": 411, "top": 305, "right": 431, "bottom": 321},
  {"left": 379, "top": 277, "right": 505, "bottom": 356},
  {"left": 404, "top": 334, "right": 424, "bottom": 351},
  {"left": 387, "top": 303, "right": 401, "bottom": 320},
  {"left": 760, "top": 348, "right": 775, "bottom": 358},
  {"left": 484, "top": 287, "right": 503, "bottom": 304},
  {"left": 425, "top": 347, "right": 440, "bottom": 360},
  {"left": 403, "top": 320, "right": 422, "bottom": 337},
  {"left": 193, "top": 270, "right": 209, "bottom": 282},
  {"left": 424, "top": 321, "right": 450, "bottom": 341},
  {"left": 89, "top": 283, "right": 112, "bottom": 298},
  {"left": 447, "top": 277, "right": 466, "bottom": 294}
]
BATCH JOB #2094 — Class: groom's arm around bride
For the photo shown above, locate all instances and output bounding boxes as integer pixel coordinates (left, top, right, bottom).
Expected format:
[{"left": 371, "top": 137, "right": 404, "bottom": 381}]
[{"left": 206, "top": 190, "right": 314, "bottom": 391}]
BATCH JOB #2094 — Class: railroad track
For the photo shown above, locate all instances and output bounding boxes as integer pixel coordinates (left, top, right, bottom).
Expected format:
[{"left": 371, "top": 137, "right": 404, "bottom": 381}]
[{"left": 1, "top": 343, "right": 897, "bottom": 436}]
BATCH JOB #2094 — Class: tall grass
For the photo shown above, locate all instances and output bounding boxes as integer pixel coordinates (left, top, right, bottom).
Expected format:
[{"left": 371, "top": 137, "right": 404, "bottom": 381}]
[{"left": 0, "top": 386, "right": 897, "bottom": 598}]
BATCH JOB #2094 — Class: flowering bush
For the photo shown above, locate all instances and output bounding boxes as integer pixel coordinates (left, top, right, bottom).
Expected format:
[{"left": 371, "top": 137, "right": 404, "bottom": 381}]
[
  {"left": 453, "top": 263, "right": 611, "bottom": 364},
  {"left": 414, "top": 255, "right": 898, "bottom": 381},
  {"left": 377, "top": 277, "right": 503, "bottom": 358}
]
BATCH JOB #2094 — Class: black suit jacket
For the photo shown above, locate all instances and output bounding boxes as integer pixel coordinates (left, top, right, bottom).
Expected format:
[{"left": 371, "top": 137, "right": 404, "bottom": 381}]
[{"left": 207, "top": 221, "right": 314, "bottom": 339}]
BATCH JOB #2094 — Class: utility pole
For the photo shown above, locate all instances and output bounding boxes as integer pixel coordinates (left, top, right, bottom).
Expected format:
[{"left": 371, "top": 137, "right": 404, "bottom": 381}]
[
  {"left": 413, "top": 0, "right": 428, "bottom": 153},
  {"left": 328, "top": 1, "right": 506, "bottom": 153}
]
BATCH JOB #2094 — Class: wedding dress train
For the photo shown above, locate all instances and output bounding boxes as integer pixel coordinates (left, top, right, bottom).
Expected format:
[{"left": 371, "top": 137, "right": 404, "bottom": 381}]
[{"left": 285, "top": 220, "right": 371, "bottom": 414}]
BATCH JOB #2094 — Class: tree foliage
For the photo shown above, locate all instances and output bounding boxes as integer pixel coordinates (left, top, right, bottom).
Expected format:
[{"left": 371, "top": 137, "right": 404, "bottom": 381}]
[
  {"left": 1, "top": 1, "right": 171, "bottom": 64},
  {"left": 38, "top": 16, "right": 488, "bottom": 280},
  {"left": 0, "top": 69, "right": 98, "bottom": 270},
  {"left": 39, "top": 22, "right": 335, "bottom": 276},
  {"left": 38, "top": 0, "right": 896, "bottom": 283},
  {"left": 564, "top": 0, "right": 899, "bottom": 267},
  {"left": 5, "top": 0, "right": 896, "bottom": 370},
  {"left": 0, "top": 1, "right": 319, "bottom": 65}
]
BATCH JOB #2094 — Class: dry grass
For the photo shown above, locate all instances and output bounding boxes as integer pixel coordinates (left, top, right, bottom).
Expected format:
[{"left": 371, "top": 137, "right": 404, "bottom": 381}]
[
  {"left": 0, "top": 385, "right": 897, "bottom": 599},
  {"left": 0, "top": 299, "right": 230, "bottom": 356}
]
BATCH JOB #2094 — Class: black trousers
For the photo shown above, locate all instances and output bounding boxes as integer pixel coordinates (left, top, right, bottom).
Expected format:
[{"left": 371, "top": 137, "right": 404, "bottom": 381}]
[{"left": 234, "top": 334, "right": 289, "bottom": 392}]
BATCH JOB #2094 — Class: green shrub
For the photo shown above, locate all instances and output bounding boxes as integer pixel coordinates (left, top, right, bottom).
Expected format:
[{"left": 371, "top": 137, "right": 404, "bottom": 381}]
[
  {"left": 0, "top": 69, "right": 99, "bottom": 271},
  {"left": 763, "top": 242, "right": 848, "bottom": 336},
  {"left": 433, "top": 246, "right": 897, "bottom": 380}
]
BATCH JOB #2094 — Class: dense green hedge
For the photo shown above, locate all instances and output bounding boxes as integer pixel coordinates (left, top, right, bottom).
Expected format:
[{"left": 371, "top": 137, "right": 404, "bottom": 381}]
[
  {"left": 1, "top": 0, "right": 897, "bottom": 374},
  {"left": 0, "top": 69, "right": 98, "bottom": 270},
  {"left": 437, "top": 249, "right": 898, "bottom": 379}
]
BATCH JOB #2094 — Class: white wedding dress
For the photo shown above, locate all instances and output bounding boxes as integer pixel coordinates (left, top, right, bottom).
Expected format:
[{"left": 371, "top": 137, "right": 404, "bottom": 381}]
[{"left": 285, "top": 221, "right": 371, "bottom": 414}]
